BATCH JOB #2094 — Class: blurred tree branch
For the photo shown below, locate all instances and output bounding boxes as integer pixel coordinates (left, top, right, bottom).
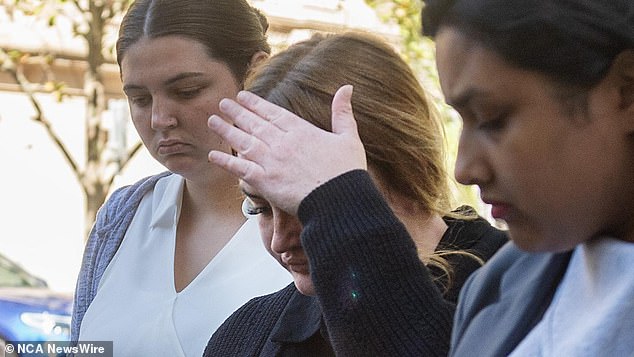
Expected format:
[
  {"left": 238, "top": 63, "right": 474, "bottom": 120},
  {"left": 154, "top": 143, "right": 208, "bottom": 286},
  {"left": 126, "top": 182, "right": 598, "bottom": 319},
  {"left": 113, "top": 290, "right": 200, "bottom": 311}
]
[{"left": 0, "top": 0, "right": 138, "bottom": 241}]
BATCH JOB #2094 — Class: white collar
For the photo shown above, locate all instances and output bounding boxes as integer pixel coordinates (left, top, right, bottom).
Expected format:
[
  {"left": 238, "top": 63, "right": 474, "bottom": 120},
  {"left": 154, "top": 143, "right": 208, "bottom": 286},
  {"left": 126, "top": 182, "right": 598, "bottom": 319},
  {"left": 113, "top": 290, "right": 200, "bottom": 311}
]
[{"left": 149, "top": 174, "right": 184, "bottom": 229}]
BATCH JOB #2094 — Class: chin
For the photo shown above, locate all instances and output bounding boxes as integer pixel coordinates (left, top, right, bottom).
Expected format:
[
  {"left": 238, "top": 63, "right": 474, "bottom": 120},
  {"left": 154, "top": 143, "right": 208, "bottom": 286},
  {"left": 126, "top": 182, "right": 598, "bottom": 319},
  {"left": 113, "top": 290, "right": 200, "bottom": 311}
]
[
  {"left": 293, "top": 276, "right": 316, "bottom": 296},
  {"left": 509, "top": 227, "right": 580, "bottom": 253},
  {"left": 160, "top": 155, "right": 200, "bottom": 174}
]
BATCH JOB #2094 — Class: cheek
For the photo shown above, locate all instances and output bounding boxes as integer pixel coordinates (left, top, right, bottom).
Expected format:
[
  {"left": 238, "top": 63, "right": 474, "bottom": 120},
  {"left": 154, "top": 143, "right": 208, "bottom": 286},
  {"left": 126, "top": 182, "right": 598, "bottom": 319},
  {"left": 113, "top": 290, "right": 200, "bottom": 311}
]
[
  {"left": 257, "top": 216, "right": 275, "bottom": 255},
  {"left": 181, "top": 103, "right": 213, "bottom": 130},
  {"left": 130, "top": 110, "right": 153, "bottom": 141},
  {"left": 201, "top": 84, "right": 238, "bottom": 117}
]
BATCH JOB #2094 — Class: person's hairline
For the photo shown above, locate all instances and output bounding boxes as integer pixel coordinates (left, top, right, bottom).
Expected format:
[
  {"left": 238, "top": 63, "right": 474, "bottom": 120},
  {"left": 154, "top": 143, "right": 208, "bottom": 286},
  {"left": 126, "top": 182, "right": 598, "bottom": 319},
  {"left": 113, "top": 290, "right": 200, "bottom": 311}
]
[{"left": 436, "top": 24, "right": 593, "bottom": 116}]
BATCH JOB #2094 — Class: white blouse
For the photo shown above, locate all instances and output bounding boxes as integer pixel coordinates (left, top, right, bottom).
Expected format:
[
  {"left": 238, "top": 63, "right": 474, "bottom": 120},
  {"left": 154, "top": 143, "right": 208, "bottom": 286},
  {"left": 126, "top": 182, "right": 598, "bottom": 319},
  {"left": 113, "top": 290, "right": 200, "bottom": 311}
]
[{"left": 78, "top": 174, "right": 292, "bottom": 357}]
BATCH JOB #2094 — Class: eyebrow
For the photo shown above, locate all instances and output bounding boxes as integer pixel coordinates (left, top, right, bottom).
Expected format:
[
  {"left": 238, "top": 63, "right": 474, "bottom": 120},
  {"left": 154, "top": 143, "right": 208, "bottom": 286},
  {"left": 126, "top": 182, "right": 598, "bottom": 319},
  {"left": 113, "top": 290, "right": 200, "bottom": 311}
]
[
  {"left": 123, "top": 72, "right": 206, "bottom": 93},
  {"left": 240, "top": 187, "right": 265, "bottom": 201},
  {"left": 446, "top": 88, "right": 483, "bottom": 110},
  {"left": 164, "top": 72, "right": 206, "bottom": 86}
]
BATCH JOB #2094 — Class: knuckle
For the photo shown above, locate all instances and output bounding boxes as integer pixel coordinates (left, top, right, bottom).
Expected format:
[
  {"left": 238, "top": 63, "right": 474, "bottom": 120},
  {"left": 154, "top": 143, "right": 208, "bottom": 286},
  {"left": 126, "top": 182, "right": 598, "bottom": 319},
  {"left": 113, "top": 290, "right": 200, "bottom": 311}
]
[{"left": 238, "top": 136, "right": 259, "bottom": 157}]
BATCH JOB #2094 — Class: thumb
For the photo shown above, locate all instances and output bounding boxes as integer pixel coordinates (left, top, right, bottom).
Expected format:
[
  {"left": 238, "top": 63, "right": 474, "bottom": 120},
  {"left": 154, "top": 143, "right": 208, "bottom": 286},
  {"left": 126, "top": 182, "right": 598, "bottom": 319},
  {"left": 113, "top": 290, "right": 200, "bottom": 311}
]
[{"left": 331, "top": 85, "right": 358, "bottom": 135}]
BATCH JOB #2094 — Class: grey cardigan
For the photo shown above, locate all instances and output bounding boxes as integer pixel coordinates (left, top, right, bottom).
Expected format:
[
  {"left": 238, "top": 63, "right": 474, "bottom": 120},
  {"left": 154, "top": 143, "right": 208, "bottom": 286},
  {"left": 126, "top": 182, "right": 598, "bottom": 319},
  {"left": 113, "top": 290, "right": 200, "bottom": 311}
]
[{"left": 70, "top": 172, "right": 171, "bottom": 342}]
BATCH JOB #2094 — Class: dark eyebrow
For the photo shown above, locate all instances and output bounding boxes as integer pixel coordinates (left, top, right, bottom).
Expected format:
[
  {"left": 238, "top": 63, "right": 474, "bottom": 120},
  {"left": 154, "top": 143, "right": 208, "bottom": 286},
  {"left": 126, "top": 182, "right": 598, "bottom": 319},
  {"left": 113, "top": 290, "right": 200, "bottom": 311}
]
[
  {"left": 123, "top": 72, "right": 206, "bottom": 93},
  {"left": 164, "top": 72, "right": 206, "bottom": 86},
  {"left": 447, "top": 88, "right": 482, "bottom": 110},
  {"left": 122, "top": 84, "right": 144, "bottom": 94}
]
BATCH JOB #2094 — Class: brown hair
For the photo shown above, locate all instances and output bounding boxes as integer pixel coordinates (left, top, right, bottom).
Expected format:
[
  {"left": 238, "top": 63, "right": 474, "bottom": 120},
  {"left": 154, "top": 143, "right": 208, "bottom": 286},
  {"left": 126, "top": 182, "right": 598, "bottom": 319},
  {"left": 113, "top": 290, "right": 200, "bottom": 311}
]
[
  {"left": 246, "top": 32, "right": 471, "bottom": 292},
  {"left": 116, "top": 0, "right": 270, "bottom": 84},
  {"left": 422, "top": 0, "right": 634, "bottom": 105},
  {"left": 247, "top": 32, "right": 450, "bottom": 216}
]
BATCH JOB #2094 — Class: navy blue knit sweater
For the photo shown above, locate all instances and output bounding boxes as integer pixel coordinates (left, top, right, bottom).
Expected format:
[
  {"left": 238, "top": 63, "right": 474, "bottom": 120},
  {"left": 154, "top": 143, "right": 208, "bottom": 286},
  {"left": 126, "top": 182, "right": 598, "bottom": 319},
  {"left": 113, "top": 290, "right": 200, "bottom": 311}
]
[{"left": 205, "top": 170, "right": 507, "bottom": 356}]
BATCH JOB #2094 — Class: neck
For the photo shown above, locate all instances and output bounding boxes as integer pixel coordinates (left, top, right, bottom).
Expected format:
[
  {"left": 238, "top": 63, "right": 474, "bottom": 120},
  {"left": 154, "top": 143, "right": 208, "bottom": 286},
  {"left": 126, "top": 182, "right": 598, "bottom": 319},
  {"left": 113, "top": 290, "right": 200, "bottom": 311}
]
[
  {"left": 182, "top": 170, "right": 243, "bottom": 217},
  {"left": 369, "top": 171, "right": 448, "bottom": 257},
  {"left": 396, "top": 209, "right": 448, "bottom": 258}
]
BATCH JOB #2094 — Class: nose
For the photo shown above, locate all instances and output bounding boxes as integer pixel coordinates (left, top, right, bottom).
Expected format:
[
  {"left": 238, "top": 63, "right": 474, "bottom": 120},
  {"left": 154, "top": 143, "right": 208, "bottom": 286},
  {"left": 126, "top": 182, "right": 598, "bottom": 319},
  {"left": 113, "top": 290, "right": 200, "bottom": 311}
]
[
  {"left": 454, "top": 130, "right": 492, "bottom": 186},
  {"left": 270, "top": 210, "right": 303, "bottom": 255},
  {"left": 151, "top": 96, "right": 177, "bottom": 130}
]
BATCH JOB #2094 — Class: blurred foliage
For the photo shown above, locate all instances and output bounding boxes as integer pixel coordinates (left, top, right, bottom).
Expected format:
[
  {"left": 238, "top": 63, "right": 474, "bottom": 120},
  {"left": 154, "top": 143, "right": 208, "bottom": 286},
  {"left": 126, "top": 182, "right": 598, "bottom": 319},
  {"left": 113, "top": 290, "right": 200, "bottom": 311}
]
[{"left": 365, "top": 0, "right": 484, "bottom": 213}]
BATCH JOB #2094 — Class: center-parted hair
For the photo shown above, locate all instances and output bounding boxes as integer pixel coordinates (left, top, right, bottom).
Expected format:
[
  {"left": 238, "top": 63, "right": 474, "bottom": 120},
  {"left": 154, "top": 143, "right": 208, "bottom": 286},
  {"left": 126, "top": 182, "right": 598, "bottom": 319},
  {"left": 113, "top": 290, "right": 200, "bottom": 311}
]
[
  {"left": 116, "top": 0, "right": 270, "bottom": 84},
  {"left": 246, "top": 32, "right": 451, "bottom": 218}
]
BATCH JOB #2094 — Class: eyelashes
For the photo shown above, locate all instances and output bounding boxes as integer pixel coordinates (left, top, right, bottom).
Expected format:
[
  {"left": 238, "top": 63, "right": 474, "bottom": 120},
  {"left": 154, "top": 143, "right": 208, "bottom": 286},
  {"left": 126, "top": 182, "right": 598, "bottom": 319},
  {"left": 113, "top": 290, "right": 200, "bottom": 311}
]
[{"left": 242, "top": 198, "right": 271, "bottom": 218}]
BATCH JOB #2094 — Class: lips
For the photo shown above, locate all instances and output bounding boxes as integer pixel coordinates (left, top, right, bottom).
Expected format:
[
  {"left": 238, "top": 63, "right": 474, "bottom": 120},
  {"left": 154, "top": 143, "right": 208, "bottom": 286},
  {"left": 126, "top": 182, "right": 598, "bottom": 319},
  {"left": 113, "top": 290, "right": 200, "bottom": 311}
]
[
  {"left": 490, "top": 203, "right": 512, "bottom": 220},
  {"left": 482, "top": 197, "right": 513, "bottom": 221},
  {"left": 157, "top": 139, "right": 189, "bottom": 155},
  {"left": 288, "top": 263, "right": 309, "bottom": 274},
  {"left": 282, "top": 257, "right": 309, "bottom": 274}
]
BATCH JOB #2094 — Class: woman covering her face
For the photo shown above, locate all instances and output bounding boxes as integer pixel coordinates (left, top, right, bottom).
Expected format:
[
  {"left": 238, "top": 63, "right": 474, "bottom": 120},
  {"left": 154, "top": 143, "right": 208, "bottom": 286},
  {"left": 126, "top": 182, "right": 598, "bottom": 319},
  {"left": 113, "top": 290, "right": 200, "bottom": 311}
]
[
  {"left": 204, "top": 32, "right": 507, "bottom": 356},
  {"left": 71, "top": 1, "right": 291, "bottom": 356}
]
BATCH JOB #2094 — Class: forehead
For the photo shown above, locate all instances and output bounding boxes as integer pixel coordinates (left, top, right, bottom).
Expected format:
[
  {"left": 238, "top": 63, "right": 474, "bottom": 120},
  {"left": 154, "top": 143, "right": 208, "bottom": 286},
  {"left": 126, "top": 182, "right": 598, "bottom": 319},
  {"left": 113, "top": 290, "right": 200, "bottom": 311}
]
[
  {"left": 435, "top": 29, "right": 537, "bottom": 108},
  {"left": 120, "top": 35, "right": 225, "bottom": 84},
  {"left": 436, "top": 28, "right": 519, "bottom": 108},
  {"left": 435, "top": 29, "right": 491, "bottom": 105}
]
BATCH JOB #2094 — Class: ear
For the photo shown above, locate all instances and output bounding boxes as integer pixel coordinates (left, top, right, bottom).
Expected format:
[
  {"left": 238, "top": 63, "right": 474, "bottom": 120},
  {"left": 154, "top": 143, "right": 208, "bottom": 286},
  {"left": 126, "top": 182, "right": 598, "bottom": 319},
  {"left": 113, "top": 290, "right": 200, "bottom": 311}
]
[
  {"left": 613, "top": 50, "right": 634, "bottom": 110},
  {"left": 243, "top": 50, "right": 269, "bottom": 86},
  {"left": 249, "top": 50, "right": 269, "bottom": 68},
  {"left": 609, "top": 50, "right": 634, "bottom": 132}
]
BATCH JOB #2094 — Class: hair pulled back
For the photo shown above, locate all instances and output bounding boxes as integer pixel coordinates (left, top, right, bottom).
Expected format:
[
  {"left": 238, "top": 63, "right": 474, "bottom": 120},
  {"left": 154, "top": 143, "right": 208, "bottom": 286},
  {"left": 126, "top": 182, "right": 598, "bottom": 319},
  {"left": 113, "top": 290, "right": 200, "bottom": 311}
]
[{"left": 116, "top": 0, "right": 270, "bottom": 83}]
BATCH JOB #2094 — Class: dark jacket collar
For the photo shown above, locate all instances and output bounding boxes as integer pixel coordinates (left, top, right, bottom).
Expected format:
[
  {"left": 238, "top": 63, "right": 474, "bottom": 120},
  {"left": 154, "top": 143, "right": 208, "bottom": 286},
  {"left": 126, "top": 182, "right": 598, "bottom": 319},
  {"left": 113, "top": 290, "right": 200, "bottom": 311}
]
[{"left": 270, "top": 288, "right": 323, "bottom": 343}]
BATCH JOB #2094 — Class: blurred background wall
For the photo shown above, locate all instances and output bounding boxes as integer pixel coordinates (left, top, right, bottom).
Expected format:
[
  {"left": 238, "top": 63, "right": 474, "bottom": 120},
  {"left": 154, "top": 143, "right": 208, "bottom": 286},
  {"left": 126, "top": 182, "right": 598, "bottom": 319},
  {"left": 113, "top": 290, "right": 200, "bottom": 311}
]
[{"left": 0, "top": 0, "right": 487, "bottom": 293}]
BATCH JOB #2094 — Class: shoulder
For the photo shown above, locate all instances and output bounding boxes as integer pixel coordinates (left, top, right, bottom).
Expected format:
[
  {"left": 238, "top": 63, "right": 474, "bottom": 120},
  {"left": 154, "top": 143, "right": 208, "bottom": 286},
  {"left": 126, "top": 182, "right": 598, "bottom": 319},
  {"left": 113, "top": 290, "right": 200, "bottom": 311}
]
[
  {"left": 439, "top": 208, "right": 508, "bottom": 301},
  {"left": 456, "top": 242, "right": 561, "bottom": 313},
  {"left": 107, "top": 172, "right": 172, "bottom": 210},
  {"left": 93, "top": 172, "right": 172, "bottom": 225},
  {"left": 205, "top": 284, "right": 297, "bottom": 356},
  {"left": 442, "top": 206, "right": 508, "bottom": 260},
  {"left": 460, "top": 242, "right": 570, "bottom": 303},
  {"left": 457, "top": 242, "right": 526, "bottom": 299},
  {"left": 451, "top": 243, "right": 572, "bottom": 353},
  {"left": 72, "top": 172, "right": 173, "bottom": 341}
]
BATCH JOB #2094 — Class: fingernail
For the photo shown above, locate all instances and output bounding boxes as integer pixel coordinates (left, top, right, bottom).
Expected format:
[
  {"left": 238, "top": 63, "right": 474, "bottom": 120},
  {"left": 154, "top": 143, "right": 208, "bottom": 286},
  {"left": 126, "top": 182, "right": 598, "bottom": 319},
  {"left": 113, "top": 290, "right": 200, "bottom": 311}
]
[
  {"left": 236, "top": 91, "right": 248, "bottom": 101},
  {"left": 218, "top": 98, "right": 229, "bottom": 111},
  {"left": 208, "top": 115, "right": 219, "bottom": 127}
]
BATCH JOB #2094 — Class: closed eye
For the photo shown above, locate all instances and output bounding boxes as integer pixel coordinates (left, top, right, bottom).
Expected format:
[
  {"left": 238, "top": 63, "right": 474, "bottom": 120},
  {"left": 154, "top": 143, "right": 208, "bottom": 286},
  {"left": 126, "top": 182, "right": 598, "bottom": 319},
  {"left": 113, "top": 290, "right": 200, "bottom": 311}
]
[
  {"left": 242, "top": 198, "right": 271, "bottom": 218},
  {"left": 129, "top": 95, "right": 151, "bottom": 108},
  {"left": 175, "top": 87, "right": 204, "bottom": 100},
  {"left": 478, "top": 114, "right": 508, "bottom": 132}
]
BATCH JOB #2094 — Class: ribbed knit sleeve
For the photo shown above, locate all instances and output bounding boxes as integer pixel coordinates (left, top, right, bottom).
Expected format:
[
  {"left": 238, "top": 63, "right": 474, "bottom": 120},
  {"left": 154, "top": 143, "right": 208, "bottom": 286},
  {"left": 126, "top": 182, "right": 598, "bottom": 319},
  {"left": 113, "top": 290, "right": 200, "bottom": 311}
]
[{"left": 298, "top": 170, "right": 455, "bottom": 356}]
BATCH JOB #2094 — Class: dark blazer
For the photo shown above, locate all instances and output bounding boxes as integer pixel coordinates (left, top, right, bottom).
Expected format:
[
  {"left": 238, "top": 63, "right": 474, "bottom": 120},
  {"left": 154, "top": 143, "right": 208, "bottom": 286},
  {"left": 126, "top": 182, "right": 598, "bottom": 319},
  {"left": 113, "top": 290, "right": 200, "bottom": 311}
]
[{"left": 450, "top": 242, "right": 572, "bottom": 357}]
